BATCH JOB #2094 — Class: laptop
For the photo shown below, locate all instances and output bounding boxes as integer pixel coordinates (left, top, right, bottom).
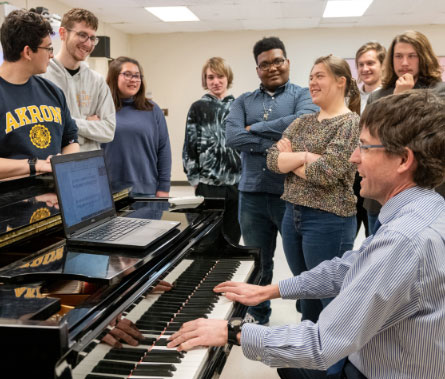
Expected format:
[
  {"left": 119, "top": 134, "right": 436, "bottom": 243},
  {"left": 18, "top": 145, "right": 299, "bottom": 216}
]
[{"left": 51, "top": 150, "right": 180, "bottom": 249}]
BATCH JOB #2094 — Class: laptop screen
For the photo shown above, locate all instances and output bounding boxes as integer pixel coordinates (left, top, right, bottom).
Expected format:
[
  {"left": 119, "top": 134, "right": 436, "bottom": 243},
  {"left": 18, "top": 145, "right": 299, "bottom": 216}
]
[{"left": 53, "top": 153, "right": 114, "bottom": 229}]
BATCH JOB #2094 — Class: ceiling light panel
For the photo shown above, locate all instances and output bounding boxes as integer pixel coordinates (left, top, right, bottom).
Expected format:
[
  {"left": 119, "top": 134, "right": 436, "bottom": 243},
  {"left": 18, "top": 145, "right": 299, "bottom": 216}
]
[
  {"left": 323, "top": 0, "right": 373, "bottom": 18},
  {"left": 145, "top": 6, "right": 199, "bottom": 22}
]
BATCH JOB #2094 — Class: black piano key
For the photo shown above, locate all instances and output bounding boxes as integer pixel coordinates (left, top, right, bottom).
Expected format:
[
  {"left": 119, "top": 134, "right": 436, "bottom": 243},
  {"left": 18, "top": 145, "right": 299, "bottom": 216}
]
[
  {"left": 190, "top": 292, "right": 219, "bottom": 299},
  {"left": 187, "top": 297, "right": 218, "bottom": 305},
  {"left": 131, "top": 363, "right": 176, "bottom": 376},
  {"left": 138, "top": 314, "right": 173, "bottom": 322},
  {"left": 137, "top": 337, "right": 157, "bottom": 346},
  {"left": 104, "top": 347, "right": 147, "bottom": 361},
  {"left": 164, "top": 323, "right": 182, "bottom": 332},
  {"left": 135, "top": 320, "right": 169, "bottom": 329},
  {"left": 173, "top": 313, "right": 208, "bottom": 321},
  {"left": 147, "top": 349, "right": 184, "bottom": 357},
  {"left": 92, "top": 361, "right": 135, "bottom": 375},
  {"left": 154, "top": 338, "right": 169, "bottom": 346},
  {"left": 142, "top": 355, "right": 182, "bottom": 363},
  {"left": 181, "top": 304, "right": 214, "bottom": 312}
]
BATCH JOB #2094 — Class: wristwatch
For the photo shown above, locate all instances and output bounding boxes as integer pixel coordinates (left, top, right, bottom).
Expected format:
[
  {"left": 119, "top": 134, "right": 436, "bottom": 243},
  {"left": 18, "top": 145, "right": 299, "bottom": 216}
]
[
  {"left": 227, "top": 317, "right": 244, "bottom": 346},
  {"left": 28, "top": 157, "right": 37, "bottom": 175}
]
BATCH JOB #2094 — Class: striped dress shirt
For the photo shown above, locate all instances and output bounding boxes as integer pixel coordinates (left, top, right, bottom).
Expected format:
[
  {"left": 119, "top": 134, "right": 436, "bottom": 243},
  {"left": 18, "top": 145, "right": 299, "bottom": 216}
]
[{"left": 241, "top": 187, "right": 445, "bottom": 378}]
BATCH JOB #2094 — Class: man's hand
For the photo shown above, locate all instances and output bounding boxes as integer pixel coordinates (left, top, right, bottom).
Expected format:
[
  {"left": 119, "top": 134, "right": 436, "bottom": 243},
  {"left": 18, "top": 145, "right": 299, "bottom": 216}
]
[
  {"left": 35, "top": 193, "right": 59, "bottom": 209},
  {"left": 155, "top": 191, "right": 169, "bottom": 198},
  {"left": 213, "top": 281, "right": 280, "bottom": 306},
  {"left": 277, "top": 138, "right": 292, "bottom": 153},
  {"left": 245, "top": 125, "right": 251, "bottom": 131},
  {"left": 101, "top": 315, "right": 144, "bottom": 348},
  {"left": 151, "top": 280, "right": 173, "bottom": 293},
  {"left": 87, "top": 114, "right": 101, "bottom": 121},
  {"left": 35, "top": 158, "right": 52, "bottom": 173},
  {"left": 394, "top": 73, "right": 415, "bottom": 94},
  {"left": 167, "top": 318, "right": 228, "bottom": 351}
]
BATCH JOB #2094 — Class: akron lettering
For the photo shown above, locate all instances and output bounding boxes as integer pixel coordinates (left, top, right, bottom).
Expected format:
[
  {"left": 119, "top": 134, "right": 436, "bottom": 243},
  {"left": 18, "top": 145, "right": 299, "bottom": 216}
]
[{"left": 5, "top": 105, "right": 62, "bottom": 134}]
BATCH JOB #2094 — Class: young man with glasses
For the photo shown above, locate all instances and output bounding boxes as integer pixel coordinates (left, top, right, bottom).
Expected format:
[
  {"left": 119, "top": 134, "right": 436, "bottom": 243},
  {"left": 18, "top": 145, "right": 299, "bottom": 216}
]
[
  {"left": 225, "top": 37, "right": 318, "bottom": 325},
  {"left": 43, "top": 8, "right": 116, "bottom": 152},
  {"left": 0, "top": 10, "right": 79, "bottom": 179}
]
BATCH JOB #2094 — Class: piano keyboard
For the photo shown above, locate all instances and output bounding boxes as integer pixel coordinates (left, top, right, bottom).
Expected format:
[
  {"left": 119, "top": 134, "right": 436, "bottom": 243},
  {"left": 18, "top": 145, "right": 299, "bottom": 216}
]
[{"left": 72, "top": 258, "right": 254, "bottom": 379}]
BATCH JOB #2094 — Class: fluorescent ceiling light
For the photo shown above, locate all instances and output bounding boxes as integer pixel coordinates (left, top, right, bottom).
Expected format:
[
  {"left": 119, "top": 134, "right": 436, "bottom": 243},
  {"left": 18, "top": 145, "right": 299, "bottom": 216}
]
[
  {"left": 145, "top": 6, "right": 199, "bottom": 22},
  {"left": 323, "top": 0, "right": 373, "bottom": 18}
]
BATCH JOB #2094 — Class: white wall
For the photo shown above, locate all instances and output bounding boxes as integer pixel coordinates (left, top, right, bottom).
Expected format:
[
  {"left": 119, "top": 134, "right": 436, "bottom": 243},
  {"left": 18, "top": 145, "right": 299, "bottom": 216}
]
[{"left": 129, "top": 24, "right": 445, "bottom": 181}]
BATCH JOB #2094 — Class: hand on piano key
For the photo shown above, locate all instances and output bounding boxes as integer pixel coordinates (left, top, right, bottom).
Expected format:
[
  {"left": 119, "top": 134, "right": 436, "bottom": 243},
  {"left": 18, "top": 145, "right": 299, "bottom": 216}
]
[
  {"left": 102, "top": 281, "right": 173, "bottom": 348},
  {"left": 102, "top": 315, "right": 144, "bottom": 348},
  {"left": 214, "top": 281, "right": 281, "bottom": 306},
  {"left": 167, "top": 318, "right": 229, "bottom": 351},
  {"left": 151, "top": 279, "right": 174, "bottom": 293}
]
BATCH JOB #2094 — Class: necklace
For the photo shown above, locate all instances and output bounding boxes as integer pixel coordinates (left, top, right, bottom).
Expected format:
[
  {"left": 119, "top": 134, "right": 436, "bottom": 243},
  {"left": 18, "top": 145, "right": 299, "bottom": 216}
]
[{"left": 262, "top": 96, "right": 275, "bottom": 120}]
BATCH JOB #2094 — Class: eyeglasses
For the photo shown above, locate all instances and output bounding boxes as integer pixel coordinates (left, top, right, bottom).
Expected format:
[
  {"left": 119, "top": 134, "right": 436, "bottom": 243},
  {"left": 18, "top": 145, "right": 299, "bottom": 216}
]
[
  {"left": 66, "top": 28, "right": 100, "bottom": 46},
  {"left": 358, "top": 142, "right": 385, "bottom": 153},
  {"left": 258, "top": 58, "right": 286, "bottom": 71},
  {"left": 37, "top": 46, "right": 54, "bottom": 54},
  {"left": 120, "top": 72, "right": 143, "bottom": 81}
]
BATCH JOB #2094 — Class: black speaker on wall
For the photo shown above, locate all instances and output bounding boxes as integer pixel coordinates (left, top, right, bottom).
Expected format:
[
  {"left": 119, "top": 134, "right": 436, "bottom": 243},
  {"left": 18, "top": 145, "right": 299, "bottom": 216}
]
[{"left": 90, "top": 36, "right": 111, "bottom": 58}]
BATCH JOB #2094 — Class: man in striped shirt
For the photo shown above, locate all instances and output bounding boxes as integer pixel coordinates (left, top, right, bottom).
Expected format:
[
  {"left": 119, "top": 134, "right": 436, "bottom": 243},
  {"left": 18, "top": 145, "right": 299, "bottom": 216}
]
[{"left": 168, "top": 90, "right": 445, "bottom": 379}]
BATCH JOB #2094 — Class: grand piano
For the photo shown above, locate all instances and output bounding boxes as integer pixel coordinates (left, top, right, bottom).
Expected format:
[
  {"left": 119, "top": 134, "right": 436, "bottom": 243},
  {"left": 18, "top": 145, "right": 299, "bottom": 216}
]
[{"left": 0, "top": 173, "right": 260, "bottom": 378}]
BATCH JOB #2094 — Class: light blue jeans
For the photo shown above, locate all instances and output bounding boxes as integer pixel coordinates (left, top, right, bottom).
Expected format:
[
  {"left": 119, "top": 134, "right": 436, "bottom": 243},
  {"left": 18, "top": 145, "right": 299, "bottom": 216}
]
[
  {"left": 281, "top": 202, "right": 356, "bottom": 322},
  {"left": 239, "top": 191, "right": 286, "bottom": 324}
]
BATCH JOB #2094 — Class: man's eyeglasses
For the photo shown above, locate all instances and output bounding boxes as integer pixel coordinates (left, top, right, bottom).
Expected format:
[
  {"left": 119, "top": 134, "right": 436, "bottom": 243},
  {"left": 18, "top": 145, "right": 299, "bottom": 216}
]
[
  {"left": 66, "top": 28, "right": 100, "bottom": 46},
  {"left": 120, "top": 72, "right": 143, "bottom": 81},
  {"left": 37, "top": 46, "right": 54, "bottom": 54},
  {"left": 258, "top": 58, "right": 286, "bottom": 71},
  {"left": 358, "top": 142, "right": 385, "bottom": 153}
]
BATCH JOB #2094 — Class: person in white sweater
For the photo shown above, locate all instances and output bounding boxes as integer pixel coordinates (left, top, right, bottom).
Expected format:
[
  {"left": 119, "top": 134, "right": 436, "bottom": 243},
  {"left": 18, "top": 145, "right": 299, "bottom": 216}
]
[{"left": 42, "top": 8, "right": 115, "bottom": 151}]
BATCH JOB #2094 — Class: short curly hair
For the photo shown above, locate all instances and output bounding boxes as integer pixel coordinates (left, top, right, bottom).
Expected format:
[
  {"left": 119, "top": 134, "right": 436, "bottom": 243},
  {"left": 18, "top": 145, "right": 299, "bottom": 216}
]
[
  {"left": 61, "top": 8, "right": 98, "bottom": 30},
  {"left": 0, "top": 10, "right": 53, "bottom": 62},
  {"left": 253, "top": 37, "right": 286, "bottom": 64},
  {"left": 361, "top": 89, "right": 445, "bottom": 189}
]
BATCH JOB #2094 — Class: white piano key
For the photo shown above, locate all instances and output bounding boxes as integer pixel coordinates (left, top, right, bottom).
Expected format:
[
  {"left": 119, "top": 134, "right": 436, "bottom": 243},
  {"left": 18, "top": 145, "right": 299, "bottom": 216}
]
[{"left": 72, "top": 343, "right": 113, "bottom": 378}]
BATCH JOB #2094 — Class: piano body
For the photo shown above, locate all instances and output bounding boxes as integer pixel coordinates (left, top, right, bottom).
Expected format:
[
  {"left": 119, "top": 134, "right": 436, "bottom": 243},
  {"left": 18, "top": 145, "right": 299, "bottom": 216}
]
[{"left": 0, "top": 174, "right": 260, "bottom": 378}]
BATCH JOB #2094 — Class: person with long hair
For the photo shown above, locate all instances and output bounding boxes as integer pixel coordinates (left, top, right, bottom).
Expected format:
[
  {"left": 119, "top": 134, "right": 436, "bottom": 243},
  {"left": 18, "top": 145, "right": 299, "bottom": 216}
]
[
  {"left": 364, "top": 30, "right": 445, "bottom": 234},
  {"left": 267, "top": 55, "right": 360, "bottom": 323},
  {"left": 102, "top": 56, "right": 171, "bottom": 197}
]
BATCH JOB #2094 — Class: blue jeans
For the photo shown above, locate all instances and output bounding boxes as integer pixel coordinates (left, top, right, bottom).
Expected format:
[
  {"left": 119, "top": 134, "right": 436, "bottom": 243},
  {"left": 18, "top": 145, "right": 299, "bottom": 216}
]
[
  {"left": 239, "top": 191, "right": 286, "bottom": 324},
  {"left": 282, "top": 202, "right": 356, "bottom": 322}
]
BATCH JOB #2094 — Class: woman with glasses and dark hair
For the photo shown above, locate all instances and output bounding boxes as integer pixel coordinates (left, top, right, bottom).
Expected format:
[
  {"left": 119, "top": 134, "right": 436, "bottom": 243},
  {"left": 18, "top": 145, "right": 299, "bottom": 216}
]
[
  {"left": 267, "top": 55, "right": 360, "bottom": 325},
  {"left": 102, "top": 56, "right": 172, "bottom": 197}
]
